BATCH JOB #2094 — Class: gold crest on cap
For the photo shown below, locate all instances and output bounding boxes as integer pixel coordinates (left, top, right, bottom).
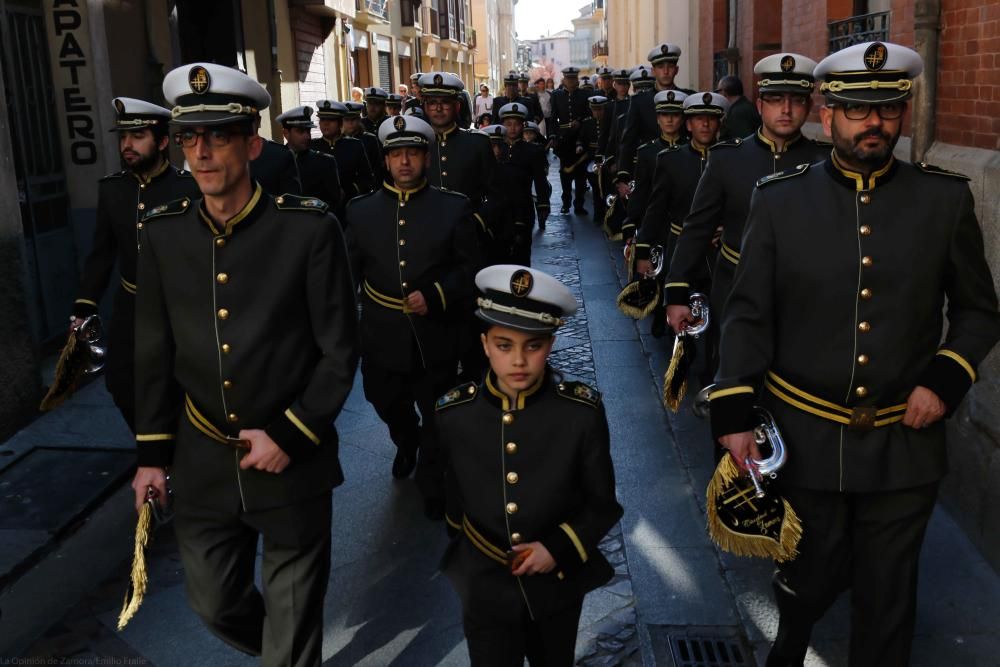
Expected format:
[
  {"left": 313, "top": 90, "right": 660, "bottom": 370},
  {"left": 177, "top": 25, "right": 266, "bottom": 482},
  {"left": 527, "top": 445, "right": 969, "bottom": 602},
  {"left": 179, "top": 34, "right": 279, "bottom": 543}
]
[
  {"left": 433, "top": 73, "right": 444, "bottom": 86},
  {"left": 393, "top": 116, "right": 406, "bottom": 131},
  {"left": 702, "top": 92, "right": 713, "bottom": 105},
  {"left": 864, "top": 43, "right": 887, "bottom": 71},
  {"left": 114, "top": 99, "right": 125, "bottom": 114},
  {"left": 510, "top": 270, "right": 533, "bottom": 297},
  {"left": 780, "top": 55, "right": 796, "bottom": 72},
  {"left": 189, "top": 66, "right": 211, "bottom": 95},
  {"left": 660, "top": 44, "right": 669, "bottom": 55},
  {"left": 667, "top": 91, "right": 676, "bottom": 102}
]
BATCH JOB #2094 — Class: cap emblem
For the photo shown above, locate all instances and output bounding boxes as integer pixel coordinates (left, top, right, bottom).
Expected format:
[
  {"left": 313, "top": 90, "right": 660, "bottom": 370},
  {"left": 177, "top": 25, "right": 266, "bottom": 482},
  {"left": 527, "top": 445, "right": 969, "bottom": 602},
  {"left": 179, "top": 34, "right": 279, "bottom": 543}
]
[
  {"left": 114, "top": 99, "right": 125, "bottom": 114},
  {"left": 667, "top": 91, "right": 675, "bottom": 102},
  {"left": 660, "top": 44, "right": 669, "bottom": 55},
  {"left": 780, "top": 55, "right": 795, "bottom": 72},
  {"left": 393, "top": 116, "right": 406, "bottom": 131},
  {"left": 189, "top": 66, "right": 211, "bottom": 95},
  {"left": 702, "top": 92, "right": 713, "bottom": 105},
  {"left": 510, "top": 270, "right": 534, "bottom": 298},
  {"left": 512, "top": 104, "right": 520, "bottom": 113},
  {"left": 434, "top": 73, "right": 444, "bottom": 86},
  {"left": 864, "top": 42, "right": 887, "bottom": 71}
]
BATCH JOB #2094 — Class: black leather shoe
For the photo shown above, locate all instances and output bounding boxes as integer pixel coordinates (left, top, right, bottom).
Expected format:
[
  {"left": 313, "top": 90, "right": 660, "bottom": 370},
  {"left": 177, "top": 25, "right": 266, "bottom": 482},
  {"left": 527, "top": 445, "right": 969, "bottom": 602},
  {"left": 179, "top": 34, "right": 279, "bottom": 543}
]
[
  {"left": 560, "top": 205, "right": 570, "bottom": 214},
  {"left": 574, "top": 206, "right": 587, "bottom": 215},
  {"left": 424, "top": 497, "right": 445, "bottom": 521},
  {"left": 391, "top": 448, "right": 417, "bottom": 479}
]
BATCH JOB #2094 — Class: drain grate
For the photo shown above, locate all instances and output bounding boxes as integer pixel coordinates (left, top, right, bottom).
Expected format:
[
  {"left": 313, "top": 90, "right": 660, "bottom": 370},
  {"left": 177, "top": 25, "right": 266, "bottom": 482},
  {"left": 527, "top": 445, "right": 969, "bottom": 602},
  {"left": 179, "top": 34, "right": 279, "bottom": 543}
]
[{"left": 648, "top": 625, "right": 754, "bottom": 667}]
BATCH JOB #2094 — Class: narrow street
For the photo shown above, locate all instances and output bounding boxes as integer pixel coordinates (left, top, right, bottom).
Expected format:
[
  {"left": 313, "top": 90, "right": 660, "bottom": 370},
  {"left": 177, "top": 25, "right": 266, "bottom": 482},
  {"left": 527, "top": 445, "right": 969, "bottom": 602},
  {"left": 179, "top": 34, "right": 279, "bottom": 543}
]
[{"left": 16, "top": 163, "right": 1000, "bottom": 667}]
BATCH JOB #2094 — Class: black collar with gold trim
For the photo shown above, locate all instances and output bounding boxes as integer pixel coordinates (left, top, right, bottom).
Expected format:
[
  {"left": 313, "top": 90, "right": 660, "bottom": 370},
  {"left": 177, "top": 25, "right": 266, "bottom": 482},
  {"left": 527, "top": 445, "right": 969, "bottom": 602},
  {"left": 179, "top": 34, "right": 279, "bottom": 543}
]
[
  {"left": 199, "top": 183, "right": 266, "bottom": 237},
  {"left": 482, "top": 368, "right": 550, "bottom": 412},
  {"left": 381, "top": 179, "right": 429, "bottom": 202},
  {"left": 688, "top": 142, "right": 709, "bottom": 158},
  {"left": 131, "top": 158, "right": 170, "bottom": 186},
  {"left": 753, "top": 128, "right": 803, "bottom": 154},
  {"left": 824, "top": 151, "right": 898, "bottom": 192},
  {"left": 436, "top": 124, "right": 459, "bottom": 141}
]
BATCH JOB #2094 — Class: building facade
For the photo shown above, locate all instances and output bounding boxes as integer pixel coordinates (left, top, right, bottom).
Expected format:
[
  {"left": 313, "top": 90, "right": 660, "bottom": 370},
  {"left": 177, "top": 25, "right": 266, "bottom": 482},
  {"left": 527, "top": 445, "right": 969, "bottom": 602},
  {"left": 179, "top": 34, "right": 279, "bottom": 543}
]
[
  {"left": 521, "top": 30, "right": 573, "bottom": 84},
  {"left": 605, "top": 0, "right": 699, "bottom": 86}
]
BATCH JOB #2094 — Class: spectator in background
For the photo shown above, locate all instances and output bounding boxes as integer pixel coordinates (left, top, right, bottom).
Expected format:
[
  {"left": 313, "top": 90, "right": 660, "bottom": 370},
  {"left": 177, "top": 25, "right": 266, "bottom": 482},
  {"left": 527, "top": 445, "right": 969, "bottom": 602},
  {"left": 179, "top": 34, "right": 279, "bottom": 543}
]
[
  {"left": 716, "top": 75, "right": 761, "bottom": 140},
  {"left": 546, "top": 77, "right": 555, "bottom": 91},
  {"left": 474, "top": 84, "right": 493, "bottom": 118},
  {"left": 534, "top": 77, "right": 553, "bottom": 137},
  {"left": 398, "top": 83, "right": 409, "bottom": 96},
  {"left": 350, "top": 86, "right": 364, "bottom": 103}
]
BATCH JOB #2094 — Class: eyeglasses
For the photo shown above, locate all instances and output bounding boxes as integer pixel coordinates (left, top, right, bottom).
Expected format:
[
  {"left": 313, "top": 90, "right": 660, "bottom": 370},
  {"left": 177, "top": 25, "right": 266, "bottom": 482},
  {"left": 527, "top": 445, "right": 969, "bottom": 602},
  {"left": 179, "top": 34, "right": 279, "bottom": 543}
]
[
  {"left": 830, "top": 101, "right": 905, "bottom": 120},
  {"left": 760, "top": 93, "right": 810, "bottom": 107},
  {"left": 173, "top": 127, "right": 249, "bottom": 148}
]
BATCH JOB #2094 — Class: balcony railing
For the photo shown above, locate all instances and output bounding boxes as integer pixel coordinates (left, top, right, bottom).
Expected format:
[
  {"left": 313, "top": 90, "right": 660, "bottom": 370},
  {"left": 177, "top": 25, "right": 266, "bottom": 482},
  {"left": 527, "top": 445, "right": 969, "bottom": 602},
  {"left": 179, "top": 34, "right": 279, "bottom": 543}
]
[
  {"left": 356, "top": 0, "right": 389, "bottom": 20},
  {"left": 592, "top": 40, "right": 608, "bottom": 59},
  {"left": 828, "top": 11, "right": 890, "bottom": 53}
]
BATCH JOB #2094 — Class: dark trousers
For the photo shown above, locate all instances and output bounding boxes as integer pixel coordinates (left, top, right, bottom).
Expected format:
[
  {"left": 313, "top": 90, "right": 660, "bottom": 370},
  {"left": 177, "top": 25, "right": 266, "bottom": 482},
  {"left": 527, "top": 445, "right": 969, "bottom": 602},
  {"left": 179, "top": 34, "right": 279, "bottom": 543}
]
[
  {"left": 463, "top": 599, "right": 584, "bottom": 666},
  {"left": 361, "top": 358, "right": 456, "bottom": 499},
  {"left": 558, "top": 164, "right": 587, "bottom": 209},
  {"left": 767, "top": 483, "right": 938, "bottom": 667},
  {"left": 587, "top": 170, "right": 605, "bottom": 221},
  {"left": 173, "top": 493, "right": 332, "bottom": 667}
]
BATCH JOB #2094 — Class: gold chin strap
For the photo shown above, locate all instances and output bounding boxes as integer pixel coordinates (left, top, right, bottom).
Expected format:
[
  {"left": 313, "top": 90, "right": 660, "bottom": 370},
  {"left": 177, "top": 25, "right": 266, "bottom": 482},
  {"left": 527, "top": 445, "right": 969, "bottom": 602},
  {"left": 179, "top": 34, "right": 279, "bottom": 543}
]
[
  {"left": 171, "top": 102, "right": 257, "bottom": 118},
  {"left": 476, "top": 297, "right": 563, "bottom": 327},
  {"left": 820, "top": 79, "right": 912, "bottom": 93}
]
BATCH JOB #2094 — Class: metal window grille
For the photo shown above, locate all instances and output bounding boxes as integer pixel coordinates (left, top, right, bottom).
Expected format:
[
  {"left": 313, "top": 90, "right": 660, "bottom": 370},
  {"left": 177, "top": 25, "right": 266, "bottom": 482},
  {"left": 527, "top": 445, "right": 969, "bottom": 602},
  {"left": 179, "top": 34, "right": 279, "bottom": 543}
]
[{"left": 828, "top": 11, "right": 890, "bottom": 53}]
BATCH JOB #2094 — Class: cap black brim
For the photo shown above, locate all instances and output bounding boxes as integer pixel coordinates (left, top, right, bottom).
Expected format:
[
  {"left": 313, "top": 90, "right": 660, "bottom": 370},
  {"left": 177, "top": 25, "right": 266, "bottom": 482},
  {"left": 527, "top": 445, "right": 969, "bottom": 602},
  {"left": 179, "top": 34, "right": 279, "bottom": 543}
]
[{"left": 475, "top": 309, "right": 557, "bottom": 334}]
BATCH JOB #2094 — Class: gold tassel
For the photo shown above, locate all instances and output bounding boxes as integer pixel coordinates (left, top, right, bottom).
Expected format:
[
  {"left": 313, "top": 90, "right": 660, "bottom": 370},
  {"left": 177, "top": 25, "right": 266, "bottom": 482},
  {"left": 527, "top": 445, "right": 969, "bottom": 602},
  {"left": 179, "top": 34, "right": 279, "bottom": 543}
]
[
  {"left": 117, "top": 502, "right": 153, "bottom": 630},
  {"left": 615, "top": 283, "right": 660, "bottom": 320},
  {"left": 705, "top": 457, "right": 803, "bottom": 562},
  {"left": 39, "top": 333, "right": 80, "bottom": 411},
  {"left": 662, "top": 337, "right": 687, "bottom": 412}
]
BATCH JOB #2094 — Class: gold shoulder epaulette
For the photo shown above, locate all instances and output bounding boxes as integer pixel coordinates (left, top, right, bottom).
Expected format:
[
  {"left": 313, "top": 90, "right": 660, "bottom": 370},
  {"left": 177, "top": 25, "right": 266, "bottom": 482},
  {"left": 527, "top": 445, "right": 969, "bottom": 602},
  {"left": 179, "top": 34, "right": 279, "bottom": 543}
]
[
  {"left": 709, "top": 137, "right": 742, "bottom": 150},
  {"left": 657, "top": 144, "right": 682, "bottom": 157},
  {"left": 142, "top": 197, "right": 192, "bottom": 221},
  {"left": 436, "top": 382, "right": 478, "bottom": 411},
  {"left": 175, "top": 168, "right": 194, "bottom": 178},
  {"left": 916, "top": 162, "right": 970, "bottom": 181},
  {"left": 274, "top": 194, "right": 329, "bottom": 213},
  {"left": 556, "top": 380, "right": 602, "bottom": 407},
  {"left": 757, "top": 162, "right": 811, "bottom": 188}
]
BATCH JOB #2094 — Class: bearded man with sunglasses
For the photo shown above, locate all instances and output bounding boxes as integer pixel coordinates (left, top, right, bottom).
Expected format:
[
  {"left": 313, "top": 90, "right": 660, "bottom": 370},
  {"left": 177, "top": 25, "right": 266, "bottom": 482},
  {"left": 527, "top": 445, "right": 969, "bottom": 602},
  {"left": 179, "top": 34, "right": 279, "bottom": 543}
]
[
  {"left": 131, "top": 63, "right": 359, "bottom": 666},
  {"left": 710, "top": 42, "right": 1000, "bottom": 667}
]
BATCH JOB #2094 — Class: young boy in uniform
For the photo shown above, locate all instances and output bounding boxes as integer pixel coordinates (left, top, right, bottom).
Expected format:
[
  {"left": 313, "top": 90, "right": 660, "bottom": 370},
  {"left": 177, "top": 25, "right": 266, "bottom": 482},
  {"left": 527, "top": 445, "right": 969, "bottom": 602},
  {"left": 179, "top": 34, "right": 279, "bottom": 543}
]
[{"left": 437, "top": 265, "right": 624, "bottom": 666}]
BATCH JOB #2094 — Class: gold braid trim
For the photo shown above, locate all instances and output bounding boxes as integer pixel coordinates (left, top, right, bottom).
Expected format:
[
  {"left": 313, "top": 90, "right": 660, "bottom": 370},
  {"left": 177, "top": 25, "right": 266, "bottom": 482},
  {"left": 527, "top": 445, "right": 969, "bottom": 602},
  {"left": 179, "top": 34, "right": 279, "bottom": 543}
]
[
  {"left": 662, "top": 336, "right": 687, "bottom": 413},
  {"left": 117, "top": 502, "right": 153, "bottom": 629}
]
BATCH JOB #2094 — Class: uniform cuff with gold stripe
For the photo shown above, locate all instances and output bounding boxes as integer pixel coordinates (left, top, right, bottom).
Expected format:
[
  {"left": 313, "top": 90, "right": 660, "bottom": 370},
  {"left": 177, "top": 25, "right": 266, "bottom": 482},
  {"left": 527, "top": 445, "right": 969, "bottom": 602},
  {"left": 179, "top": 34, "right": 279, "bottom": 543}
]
[
  {"left": 709, "top": 385, "right": 756, "bottom": 440},
  {"left": 542, "top": 522, "right": 588, "bottom": 575},
  {"left": 136, "top": 433, "right": 175, "bottom": 467},
  {"left": 917, "top": 350, "right": 976, "bottom": 415},
  {"left": 266, "top": 408, "right": 322, "bottom": 461},
  {"left": 665, "top": 284, "right": 690, "bottom": 306},
  {"left": 73, "top": 298, "right": 99, "bottom": 318},
  {"left": 634, "top": 243, "right": 651, "bottom": 261}
]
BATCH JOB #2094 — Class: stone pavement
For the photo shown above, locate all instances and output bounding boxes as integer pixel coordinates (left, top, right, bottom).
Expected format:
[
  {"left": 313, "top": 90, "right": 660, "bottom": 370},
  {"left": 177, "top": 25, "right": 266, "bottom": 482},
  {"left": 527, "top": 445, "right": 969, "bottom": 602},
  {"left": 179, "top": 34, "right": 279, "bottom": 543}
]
[{"left": 7, "top": 162, "right": 1000, "bottom": 666}]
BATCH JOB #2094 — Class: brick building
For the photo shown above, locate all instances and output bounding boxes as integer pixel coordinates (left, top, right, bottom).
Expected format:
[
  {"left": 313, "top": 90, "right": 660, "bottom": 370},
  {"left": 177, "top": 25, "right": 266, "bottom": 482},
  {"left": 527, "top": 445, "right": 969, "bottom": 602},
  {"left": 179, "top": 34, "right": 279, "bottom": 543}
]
[{"left": 698, "top": 0, "right": 1000, "bottom": 573}]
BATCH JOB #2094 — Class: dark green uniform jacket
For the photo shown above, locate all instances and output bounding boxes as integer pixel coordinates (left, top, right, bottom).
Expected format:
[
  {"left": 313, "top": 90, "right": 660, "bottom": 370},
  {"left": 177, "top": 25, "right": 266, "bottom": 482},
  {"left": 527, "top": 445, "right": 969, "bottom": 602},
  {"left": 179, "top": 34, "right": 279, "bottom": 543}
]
[
  {"left": 491, "top": 95, "right": 543, "bottom": 123},
  {"left": 598, "top": 95, "right": 629, "bottom": 159},
  {"left": 710, "top": 157, "right": 1000, "bottom": 492},
  {"left": 549, "top": 88, "right": 592, "bottom": 162},
  {"left": 427, "top": 124, "right": 500, "bottom": 240},
  {"left": 438, "top": 369, "right": 623, "bottom": 621},
  {"left": 665, "top": 131, "right": 827, "bottom": 309},
  {"left": 134, "top": 185, "right": 360, "bottom": 511},
  {"left": 310, "top": 134, "right": 374, "bottom": 198},
  {"left": 634, "top": 143, "right": 709, "bottom": 267},
  {"left": 622, "top": 135, "right": 685, "bottom": 241},
  {"left": 719, "top": 96, "right": 760, "bottom": 141},
  {"left": 291, "top": 147, "right": 342, "bottom": 213},
  {"left": 250, "top": 139, "right": 300, "bottom": 196},
  {"left": 354, "top": 130, "right": 385, "bottom": 186},
  {"left": 490, "top": 139, "right": 552, "bottom": 246},
  {"left": 345, "top": 181, "right": 482, "bottom": 370},
  {"left": 74, "top": 162, "right": 199, "bottom": 419}
]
